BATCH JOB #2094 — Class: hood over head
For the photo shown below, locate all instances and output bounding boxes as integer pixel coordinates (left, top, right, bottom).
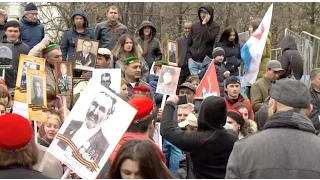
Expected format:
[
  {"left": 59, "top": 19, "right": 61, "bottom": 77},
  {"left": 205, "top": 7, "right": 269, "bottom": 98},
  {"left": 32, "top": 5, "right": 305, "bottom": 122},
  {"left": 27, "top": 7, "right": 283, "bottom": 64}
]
[
  {"left": 71, "top": 9, "right": 89, "bottom": 28},
  {"left": 197, "top": 96, "right": 227, "bottom": 131},
  {"left": 281, "top": 35, "right": 298, "bottom": 53},
  {"left": 198, "top": 4, "right": 214, "bottom": 24},
  {"left": 139, "top": 21, "right": 156, "bottom": 40}
]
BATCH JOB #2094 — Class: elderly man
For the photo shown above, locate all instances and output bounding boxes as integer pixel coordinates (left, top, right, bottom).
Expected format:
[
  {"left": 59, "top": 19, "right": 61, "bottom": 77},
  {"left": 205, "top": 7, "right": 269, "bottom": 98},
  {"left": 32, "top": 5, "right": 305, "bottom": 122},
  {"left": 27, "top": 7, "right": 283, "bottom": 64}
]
[
  {"left": 19, "top": 3, "right": 44, "bottom": 48},
  {"left": 28, "top": 38, "right": 63, "bottom": 90},
  {"left": 250, "top": 60, "right": 283, "bottom": 112},
  {"left": 226, "top": 79, "right": 320, "bottom": 178}
]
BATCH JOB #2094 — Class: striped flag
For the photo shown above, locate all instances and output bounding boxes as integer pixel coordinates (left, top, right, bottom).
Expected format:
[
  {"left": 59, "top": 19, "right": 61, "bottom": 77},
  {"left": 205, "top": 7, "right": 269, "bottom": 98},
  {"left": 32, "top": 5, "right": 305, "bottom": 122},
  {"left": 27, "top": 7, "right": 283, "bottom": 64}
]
[{"left": 241, "top": 3, "right": 273, "bottom": 86}]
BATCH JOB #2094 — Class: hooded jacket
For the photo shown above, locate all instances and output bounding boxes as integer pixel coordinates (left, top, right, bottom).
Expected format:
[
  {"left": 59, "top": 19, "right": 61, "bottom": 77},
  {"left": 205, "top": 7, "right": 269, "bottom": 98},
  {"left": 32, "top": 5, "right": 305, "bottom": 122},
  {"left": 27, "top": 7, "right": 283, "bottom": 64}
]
[
  {"left": 19, "top": 16, "right": 44, "bottom": 48},
  {"left": 2, "top": 36, "right": 30, "bottom": 89},
  {"left": 279, "top": 36, "right": 303, "bottom": 80},
  {"left": 60, "top": 9, "right": 95, "bottom": 62},
  {"left": 186, "top": 4, "right": 220, "bottom": 62},
  {"left": 136, "top": 21, "right": 162, "bottom": 69},
  {"left": 160, "top": 96, "right": 238, "bottom": 179},
  {"left": 226, "top": 110, "right": 320, "bottom": 179}
]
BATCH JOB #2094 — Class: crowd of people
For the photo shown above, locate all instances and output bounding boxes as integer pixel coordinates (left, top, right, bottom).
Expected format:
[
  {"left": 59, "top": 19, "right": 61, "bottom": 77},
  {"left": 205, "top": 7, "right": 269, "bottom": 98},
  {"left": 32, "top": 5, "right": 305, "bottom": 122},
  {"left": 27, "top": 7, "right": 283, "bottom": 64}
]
[{"left": 0, "top": 2, "right": 320, "bottom": 179}]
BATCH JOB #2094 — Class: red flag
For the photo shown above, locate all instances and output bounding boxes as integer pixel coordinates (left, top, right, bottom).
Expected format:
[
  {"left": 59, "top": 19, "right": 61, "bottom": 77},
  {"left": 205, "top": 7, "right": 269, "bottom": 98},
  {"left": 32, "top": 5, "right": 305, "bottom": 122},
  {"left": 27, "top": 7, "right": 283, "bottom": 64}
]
[{"left": 196, "top": 61, "right": 220, "bottom": 98}]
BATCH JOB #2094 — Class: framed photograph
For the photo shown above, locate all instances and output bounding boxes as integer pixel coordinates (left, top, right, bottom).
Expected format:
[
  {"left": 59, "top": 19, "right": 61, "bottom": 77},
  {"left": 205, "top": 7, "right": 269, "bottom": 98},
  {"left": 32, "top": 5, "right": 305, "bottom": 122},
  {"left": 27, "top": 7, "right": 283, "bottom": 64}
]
[
  {"left": 0, "top": 42, "right": 13, "bottom": 69},
  {"left": 74, "top": 37, "right": 99, "bottom": 71},
  {"left": 156, "top": 65, "right": 181, "bottom": 95},
  {"left": 72, "top": 77, "right": 89, "bottom": 106},
  {"left": 27, "top": 68, "right": 47, "bottom": 122},
  {"left": 48, "top": 80, "right": 137, "bottom": 179},
  {"left": 92, "top": 69, "right": 121, "bottom": 94},
  {"left": 14, "top": 54, "right": 46, "bottom": 103},
  {"left": 166, "top": 40, "right": 179, "bottom": 66},
  {"left": 54, "top": 62, "right": 73, "bottom": 96}
]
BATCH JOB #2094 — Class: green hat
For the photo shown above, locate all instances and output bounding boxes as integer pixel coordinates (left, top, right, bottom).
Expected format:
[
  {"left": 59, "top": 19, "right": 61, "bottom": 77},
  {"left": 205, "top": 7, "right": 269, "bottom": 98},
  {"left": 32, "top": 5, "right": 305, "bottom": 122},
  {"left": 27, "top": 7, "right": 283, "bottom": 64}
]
[
  {"left": 43, "top": 44, "right": 60, "bottom": 54},
  {"left": 123, "top": 57, "right": 140, "bottom": 65},
  {"left": 154, "top": 60, "right": 168, "bottom": 67}
]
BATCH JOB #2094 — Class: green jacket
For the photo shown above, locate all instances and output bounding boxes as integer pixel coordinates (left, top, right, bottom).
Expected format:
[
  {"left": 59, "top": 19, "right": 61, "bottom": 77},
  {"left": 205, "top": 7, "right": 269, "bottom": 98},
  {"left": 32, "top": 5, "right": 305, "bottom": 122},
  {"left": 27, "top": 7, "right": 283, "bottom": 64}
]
[
  {"left": 250, "top": 76, "right": 272, "bottom": 112},
  {"left": 257, "top": 32, "right": 271, "bottom": 79}
]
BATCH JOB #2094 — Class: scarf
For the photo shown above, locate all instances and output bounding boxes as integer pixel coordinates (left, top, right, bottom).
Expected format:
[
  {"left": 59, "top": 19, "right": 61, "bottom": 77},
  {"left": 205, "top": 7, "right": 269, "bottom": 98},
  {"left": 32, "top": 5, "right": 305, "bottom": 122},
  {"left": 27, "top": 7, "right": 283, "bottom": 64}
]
[
  {"left": 108, "top": 21, "right": 118, "bottom": 35},
  {"left": 263, "top": 110, "right": 316, "bottom": 133}
]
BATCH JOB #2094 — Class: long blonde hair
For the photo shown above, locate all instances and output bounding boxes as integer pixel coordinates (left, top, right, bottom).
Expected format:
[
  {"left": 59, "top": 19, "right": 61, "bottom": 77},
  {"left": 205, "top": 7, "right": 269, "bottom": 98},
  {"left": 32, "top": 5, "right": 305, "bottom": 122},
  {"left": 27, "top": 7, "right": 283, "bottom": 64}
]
[{"left": 112, "top": 34, "right": 143, "bottom": 61}]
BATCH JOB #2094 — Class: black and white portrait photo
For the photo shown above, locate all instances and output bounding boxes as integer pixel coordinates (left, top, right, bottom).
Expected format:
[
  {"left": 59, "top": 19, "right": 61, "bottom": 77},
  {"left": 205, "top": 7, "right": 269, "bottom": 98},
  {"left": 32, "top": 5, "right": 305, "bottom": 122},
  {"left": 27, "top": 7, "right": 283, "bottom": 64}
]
[
  {"left": 166, "top": 40, "right": 178, "bottom": 65},
  {"left": 156, "top": 65, "right": 181, "bottom": 95},
  {"left": 92, "top": 69, "right": 121, "bottom": 93},
  {"left": 57, "top": 91, "right": 117, "bottom": 171},
  {"left": 31, "top": 76, "right": 44, "bottom": 106},
  {"left": 47, "top": 80, "right": 138, "bottom": 179},
  {"left": 0, "top": 43, "right": 13, "bottom": 69},
  {"left": 74, "top": 38, "right": 99, "bottom": 70},
  {"left": 21, "top": 62, "right": 40, "bottom": 89}
]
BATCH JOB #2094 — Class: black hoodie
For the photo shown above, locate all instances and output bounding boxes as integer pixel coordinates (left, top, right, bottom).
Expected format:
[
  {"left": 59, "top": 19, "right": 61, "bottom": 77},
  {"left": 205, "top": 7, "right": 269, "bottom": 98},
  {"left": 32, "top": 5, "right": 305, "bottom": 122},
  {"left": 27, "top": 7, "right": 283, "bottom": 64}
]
[
  {"left": 160, "top": 96, "right": 238, "bottom": 179},
  {"left": 2, "top": 37, "right": 30, "bottom": 89},
  {"left": 279, "top": 36, "right": 303, "bottom": 80},
  {"left": 60, "top": 9, "right": 95, "bottom": 62},
  {"left": 186, "top": 4, "right": 220, "bottom": 62}
]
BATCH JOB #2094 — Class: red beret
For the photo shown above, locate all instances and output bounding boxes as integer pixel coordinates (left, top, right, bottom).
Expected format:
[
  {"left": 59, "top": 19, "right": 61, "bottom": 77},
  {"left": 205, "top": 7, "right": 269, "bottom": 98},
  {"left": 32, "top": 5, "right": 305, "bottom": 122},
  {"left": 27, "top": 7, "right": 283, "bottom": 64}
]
[
  {"left": 128, "top": 97, "right": 153, "bottom": 121},
  {"left": 132, "top": 85, "right": 151, "bottom": 94},
  {"left": 0, "top": 114, "right": 33, "bottom": 151}
]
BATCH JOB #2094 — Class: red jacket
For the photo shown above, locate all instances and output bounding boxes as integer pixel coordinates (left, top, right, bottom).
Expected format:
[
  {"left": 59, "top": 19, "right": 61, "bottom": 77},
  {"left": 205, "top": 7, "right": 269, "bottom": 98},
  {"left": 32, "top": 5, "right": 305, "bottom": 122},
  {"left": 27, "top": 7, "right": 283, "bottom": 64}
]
[
  {"left": 225, "top": 95, "right": 254, "bottom": 120},
  {"left": 109, "top": 133, "right": 166, "bottom": 164}
]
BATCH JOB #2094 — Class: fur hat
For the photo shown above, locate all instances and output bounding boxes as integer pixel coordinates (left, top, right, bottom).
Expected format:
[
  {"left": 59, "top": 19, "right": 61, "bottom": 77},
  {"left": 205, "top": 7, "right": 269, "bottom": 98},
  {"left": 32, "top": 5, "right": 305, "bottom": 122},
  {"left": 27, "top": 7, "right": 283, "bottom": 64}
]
[
  {"left": 128, "top": 97, "right": 154, "bottom": 122},
  {"left": 0, "top": 114, "right": 33, "bottom": 151},
  {"left": 25, "top": 3, "right": 38, "bottom": 15}
]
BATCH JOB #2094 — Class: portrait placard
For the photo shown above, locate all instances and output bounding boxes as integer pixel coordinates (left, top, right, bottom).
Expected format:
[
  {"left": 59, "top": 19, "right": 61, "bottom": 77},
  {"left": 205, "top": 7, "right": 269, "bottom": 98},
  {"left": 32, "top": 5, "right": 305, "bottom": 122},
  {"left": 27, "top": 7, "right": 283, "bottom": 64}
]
[
  {"left": 92, "top": 69, "right": 121, "bottom": 93},
  {"left": 27, "top": 68, "right": 47, "bottom": 122},
  {"left": 156, "top": 65, "right": 181, "bottom": 95},
  {"left": 74, "top": 37, "right": 99, "bottom": 71},
  {"left": 0, "top": 42, "right": 14, "bottom": 69},
  {"left": 166, "top": 40, "right": 179, "bottom": 66},
  {"left": 48, "top": 80, "right": 137, "bottom": 179},
  {"left": 54, "top": 62, "right": 73, "bottom": 96},
  {"left": 72, "top": 77, "right": 89, "bottom": 106},
  {"left": 152, "top": 122, "right": 162, "bottom": 151},
  {"left": 14, "top": 54, "right": 46, "bottom": 103}
]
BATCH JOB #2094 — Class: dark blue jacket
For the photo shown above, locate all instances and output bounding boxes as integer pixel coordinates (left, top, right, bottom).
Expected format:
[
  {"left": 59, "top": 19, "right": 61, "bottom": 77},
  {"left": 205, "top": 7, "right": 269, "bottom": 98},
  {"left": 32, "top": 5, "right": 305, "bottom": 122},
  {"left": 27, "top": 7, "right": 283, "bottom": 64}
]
[
  {"left": 19, "top": 17, "right": 44, "bottom": 48},
  {"left": 60, "top": 9, "right": 95, "bottom": 62},
  {"left": 2, "top": 36, "right": 30, "bottom": 89},
  {"left": 147, "top": 74, "right": 162, "bottom": 108}
]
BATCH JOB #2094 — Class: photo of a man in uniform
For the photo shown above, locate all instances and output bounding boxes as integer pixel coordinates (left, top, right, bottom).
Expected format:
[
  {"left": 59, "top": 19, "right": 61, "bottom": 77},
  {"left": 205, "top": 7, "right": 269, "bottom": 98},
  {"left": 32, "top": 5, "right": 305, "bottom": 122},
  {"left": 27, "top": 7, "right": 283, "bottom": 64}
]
[
  {"left": 57, "top": 91, "right": 117, "bottom": 171},
  {"left": 168, "top": 42, "right": 177, "bottom": 63},
  {"left": 57, "top": 63, "right": 72, "bottom": 94},
  {"left": 75, "top": 39, "right": 97, "bottom": 68}
]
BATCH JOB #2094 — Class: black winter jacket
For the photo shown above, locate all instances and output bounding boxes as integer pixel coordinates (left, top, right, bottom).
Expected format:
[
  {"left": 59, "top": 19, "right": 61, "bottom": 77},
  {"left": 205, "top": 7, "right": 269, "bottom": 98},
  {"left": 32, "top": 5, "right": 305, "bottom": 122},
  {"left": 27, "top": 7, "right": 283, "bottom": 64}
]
[
  {"left": 160, "top": 96, "right": 238, "bottom": 179},
  {"left": 216, "top": 41, "right": 241, "bottom": 76},
  {"left": 186, "top": 4, "right": 220, "bottom": 62},
  {"left": 279, "top": 36, "right": 303, "bottom": 80}
]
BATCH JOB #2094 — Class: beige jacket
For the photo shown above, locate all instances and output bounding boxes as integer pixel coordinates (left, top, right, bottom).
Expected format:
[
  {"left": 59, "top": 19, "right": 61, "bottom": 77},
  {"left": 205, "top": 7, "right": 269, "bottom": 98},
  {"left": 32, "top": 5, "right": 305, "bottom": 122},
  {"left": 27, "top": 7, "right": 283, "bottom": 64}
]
[{"left": 250, "top": 76, "right": 272, "bottom": 112}]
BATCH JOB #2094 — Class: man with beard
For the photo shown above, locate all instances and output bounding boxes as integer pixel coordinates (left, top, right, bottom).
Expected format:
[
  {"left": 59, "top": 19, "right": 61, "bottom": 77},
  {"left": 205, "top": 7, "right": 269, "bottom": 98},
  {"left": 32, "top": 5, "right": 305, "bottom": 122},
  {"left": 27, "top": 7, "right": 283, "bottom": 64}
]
[{"left": 57, "top": 91, "right": 116, "bottom": 171}]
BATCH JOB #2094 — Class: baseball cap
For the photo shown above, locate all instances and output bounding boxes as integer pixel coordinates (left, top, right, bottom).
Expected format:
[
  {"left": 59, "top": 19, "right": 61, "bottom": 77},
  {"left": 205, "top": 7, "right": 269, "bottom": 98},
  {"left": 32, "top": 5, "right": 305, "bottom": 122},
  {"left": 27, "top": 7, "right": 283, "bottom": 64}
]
[
  {"left": 178, "top": 113, "right": 198, "bottom": 128},
  {"left": 270, "top": 78, "right": 310, "bottom": 109},
  {"left": 179, "top": 82, "right": 196, "bottom": 93},
  {"left": 267, "top": 60, "right": 284, "bottom": 71}
]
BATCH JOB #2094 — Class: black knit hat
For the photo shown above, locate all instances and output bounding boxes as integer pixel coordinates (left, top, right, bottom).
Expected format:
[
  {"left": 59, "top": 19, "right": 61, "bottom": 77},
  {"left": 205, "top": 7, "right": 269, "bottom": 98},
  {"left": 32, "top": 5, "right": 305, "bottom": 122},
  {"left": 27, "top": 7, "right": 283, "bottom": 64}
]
[
  {"left": 25, "top": 3, "right": 38, "bottom": 15},
  {"left": 227, "top": 110, "right": 245, "bottom": 126},
  {"left": 224, "top": 76, "right": 240, "bottom": 88}
]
